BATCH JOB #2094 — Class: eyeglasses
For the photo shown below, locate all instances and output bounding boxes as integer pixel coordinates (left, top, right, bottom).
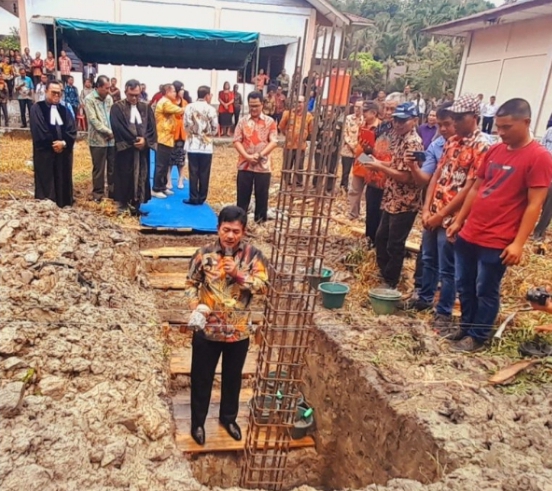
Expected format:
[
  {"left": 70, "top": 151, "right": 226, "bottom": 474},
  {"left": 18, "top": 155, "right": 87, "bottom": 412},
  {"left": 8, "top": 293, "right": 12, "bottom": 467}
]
[{"left": 50, "top": 90, "right": 61, "bottom": 96}]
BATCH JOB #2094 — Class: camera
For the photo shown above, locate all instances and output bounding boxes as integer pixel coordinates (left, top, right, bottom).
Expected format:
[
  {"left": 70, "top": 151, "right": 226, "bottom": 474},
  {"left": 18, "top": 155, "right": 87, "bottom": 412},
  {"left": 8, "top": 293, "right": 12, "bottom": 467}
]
[{"left": 526, "top": 287, "right": 551, "bottom": 306}]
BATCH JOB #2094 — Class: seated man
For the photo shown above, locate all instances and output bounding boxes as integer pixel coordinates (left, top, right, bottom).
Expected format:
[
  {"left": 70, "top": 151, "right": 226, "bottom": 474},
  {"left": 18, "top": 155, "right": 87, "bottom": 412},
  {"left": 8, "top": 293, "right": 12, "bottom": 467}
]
[{"left": 184, "top": 206, "right": 269, "bottom": 445}]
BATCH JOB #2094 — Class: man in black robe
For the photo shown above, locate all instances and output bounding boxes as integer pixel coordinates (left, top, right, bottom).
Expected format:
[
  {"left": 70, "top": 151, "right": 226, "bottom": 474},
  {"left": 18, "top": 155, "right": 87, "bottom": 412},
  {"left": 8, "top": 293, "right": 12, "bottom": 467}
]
[
  {"left": 110, "top": 79, "right": 157, "bottom": 214},
  {"left": 30, "top": 79, "right": 77, "bottom": 208}
]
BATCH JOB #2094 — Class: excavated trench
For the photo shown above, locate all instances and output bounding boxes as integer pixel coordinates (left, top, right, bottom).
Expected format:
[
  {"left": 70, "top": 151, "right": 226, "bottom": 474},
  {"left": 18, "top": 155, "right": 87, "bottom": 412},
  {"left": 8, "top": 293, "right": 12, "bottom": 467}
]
[{"left": 140, "top": 233, "right": 446, "bottom": 491}]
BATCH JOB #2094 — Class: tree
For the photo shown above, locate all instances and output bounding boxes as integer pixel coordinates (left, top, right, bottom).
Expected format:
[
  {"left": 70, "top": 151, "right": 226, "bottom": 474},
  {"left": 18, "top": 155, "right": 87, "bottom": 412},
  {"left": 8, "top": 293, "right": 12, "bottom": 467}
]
[
  {"left": 351, "top": 52, "right": 384, "bottom": 95},
  {"left": 0, "top": 27, "right": 20, "bottom": 51}
]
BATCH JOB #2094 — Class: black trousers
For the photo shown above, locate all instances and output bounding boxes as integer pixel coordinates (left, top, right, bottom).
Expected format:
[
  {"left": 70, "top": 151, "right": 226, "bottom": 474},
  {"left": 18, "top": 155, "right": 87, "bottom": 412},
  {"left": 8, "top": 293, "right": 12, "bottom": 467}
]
[
  {"left": 188, "top": 152, "right": 212, "bottom": 204},
  {"left": 365, "top": 186, "right": 384, "bottom": 242},
  {"left": 340, "top": 156, "right": 354, "bottom": 190},
  {"left": 153, "top": 143, "right": 172, "bottom": 192},
  {"left": 313, "top": 152, "right": 338, "bottom": 193},
  {"left": 482, "top": 116, "right": 494, "bottom": 134},
  {"left": 18, "top": 99, "right": 32, "bottom": 127},
  {"left": 0, "top": 103, "right": 8, "bottom": 126},
  {"left": 237, "top": 170, "right": 271, "bottom": 223},
  {"left": 234, "top": 108, "right": 241, "bottom": 127},
  {"left": 284, "top": 149, "right": 305, "bottom": 185},
  {"left": 90, "top": 146, "right": 115, "bottom": 199},
  {"left": 375, "top": 210, "right": 417, "bottom": 288},
  {"left": 191, "top": 332, "right": 250, "bottom": 428}
]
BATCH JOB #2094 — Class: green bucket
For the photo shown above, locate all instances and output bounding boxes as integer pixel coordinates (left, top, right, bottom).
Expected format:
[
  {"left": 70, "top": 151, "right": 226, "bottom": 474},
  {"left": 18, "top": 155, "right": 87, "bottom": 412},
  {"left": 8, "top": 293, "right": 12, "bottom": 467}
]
[
  {"left": 368, "top": 288, "right": 402, "bottom": 315},
  {"left": 308, "top": 267, "right": 334, "bottom": 290},
  {"left": 291, "top": 406, "right": 315, "bottom": 440},
  {"left": 318, "top": 282, "right": 349, "bottom": 309}
]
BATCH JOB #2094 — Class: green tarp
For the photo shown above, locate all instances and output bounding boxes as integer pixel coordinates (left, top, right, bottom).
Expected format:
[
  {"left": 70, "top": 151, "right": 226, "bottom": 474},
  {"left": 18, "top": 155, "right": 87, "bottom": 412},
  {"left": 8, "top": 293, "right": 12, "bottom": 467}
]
[{"left": 55, "top": 18, "right": 259, "bottom": 70}]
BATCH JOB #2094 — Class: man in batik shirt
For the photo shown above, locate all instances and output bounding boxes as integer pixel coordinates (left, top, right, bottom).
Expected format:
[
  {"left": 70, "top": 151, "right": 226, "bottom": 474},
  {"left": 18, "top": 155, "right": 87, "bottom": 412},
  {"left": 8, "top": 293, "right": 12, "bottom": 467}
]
[{"left": 185, "top": 206, "right": 268, "bottom": 446}]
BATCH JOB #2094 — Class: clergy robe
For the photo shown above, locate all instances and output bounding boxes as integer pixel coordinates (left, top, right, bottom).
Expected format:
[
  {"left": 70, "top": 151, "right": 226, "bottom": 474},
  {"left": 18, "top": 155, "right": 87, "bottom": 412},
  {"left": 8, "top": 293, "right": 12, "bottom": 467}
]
[
  {"left": 30, "top": 101, "right": 77, "bottom": 208},
  {"left": 110, "top": 100, "right": 157, "bottom": 207}
]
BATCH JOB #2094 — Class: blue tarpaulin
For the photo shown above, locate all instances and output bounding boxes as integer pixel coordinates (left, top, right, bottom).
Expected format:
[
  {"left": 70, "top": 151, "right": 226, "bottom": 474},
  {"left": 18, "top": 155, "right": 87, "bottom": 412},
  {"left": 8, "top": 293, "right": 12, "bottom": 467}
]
[{"left": 55, "top": 18, "right": 259, "bottom": 70}]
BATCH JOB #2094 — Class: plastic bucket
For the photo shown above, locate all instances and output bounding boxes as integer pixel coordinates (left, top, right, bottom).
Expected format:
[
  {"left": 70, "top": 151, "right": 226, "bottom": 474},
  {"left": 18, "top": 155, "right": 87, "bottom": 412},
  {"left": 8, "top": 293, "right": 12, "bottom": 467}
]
[
  {"left": 318, "top": 282, "right": 349, "bottom": 309},
  {"left": 291, "top": 406, "right": 315, "bottom": 440},
  {"left": 249, "top": 396, "right": 280, "bottom": 424},
  {"left": 368, "top": 288, "right": 402, "bottom": 315},
  {"left": 308, "top": 267, "right": 334, "bottom": 290}
]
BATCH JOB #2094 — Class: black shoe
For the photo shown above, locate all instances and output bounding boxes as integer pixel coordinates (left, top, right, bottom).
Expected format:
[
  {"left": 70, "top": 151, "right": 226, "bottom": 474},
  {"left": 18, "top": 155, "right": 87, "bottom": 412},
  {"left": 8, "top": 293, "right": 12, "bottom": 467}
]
[
  {"left": 398, "top": 298, "right": 432, "bottom": 312},
  {"left": 191, "top": 426, "right": 205, "bottom": 445},
  {"left": 221, "top": 421, "right": 242, "bottom": 441},
  {"left": 183, "top": 199, "right": 200, "bottom": 205},
  {"left": 519, "top": 339, "right": 552, "bottom": 358}
]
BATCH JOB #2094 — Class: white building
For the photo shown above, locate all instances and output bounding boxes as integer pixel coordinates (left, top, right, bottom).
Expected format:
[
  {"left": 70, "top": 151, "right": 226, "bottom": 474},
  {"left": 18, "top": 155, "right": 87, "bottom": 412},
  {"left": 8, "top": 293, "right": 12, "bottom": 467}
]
[
  {"left": 4, "top": 0, "right": 368, "bottom": 102},
  {"left": 426, "top": 0, "right": 552, "bottom": 137}
]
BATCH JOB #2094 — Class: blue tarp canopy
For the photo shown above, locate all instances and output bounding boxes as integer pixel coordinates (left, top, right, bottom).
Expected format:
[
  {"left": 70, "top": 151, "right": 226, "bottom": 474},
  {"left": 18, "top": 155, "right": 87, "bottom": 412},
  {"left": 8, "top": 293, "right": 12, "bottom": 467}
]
[{"left": 55, "top": 18, "right": 259, "bottom": 70}]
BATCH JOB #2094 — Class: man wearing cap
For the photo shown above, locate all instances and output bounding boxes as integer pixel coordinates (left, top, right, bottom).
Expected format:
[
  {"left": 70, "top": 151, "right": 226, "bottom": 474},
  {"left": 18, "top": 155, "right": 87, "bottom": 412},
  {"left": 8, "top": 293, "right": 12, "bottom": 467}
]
[
  {"left": 361, "top": 101, "right": 424, "bottom": 289},
  {"left": 415, "top": 95, "right": 489, "bottom": 333}
]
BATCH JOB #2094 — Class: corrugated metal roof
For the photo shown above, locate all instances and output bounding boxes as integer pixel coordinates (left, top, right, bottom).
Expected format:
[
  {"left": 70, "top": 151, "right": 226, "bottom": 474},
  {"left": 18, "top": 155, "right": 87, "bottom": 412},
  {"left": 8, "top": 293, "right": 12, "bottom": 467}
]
[{"left": 424, "top": 0, "right": 552, "bottom": 37}]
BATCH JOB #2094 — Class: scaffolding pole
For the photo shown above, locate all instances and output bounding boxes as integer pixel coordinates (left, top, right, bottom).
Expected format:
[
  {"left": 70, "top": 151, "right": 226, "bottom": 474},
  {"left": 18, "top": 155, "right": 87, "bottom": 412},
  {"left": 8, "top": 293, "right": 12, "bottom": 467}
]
[{"left": 240, "top": 23, "right": 356, "bottom": 491}]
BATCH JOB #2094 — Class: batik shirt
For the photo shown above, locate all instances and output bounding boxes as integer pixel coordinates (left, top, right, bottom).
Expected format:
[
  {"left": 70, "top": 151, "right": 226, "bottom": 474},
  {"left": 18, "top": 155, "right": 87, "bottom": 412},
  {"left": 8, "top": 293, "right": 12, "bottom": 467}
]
[
  {"left": 234, "top": 113, "right": 278, "bottom": 173},
  {"left": 381, "top": 128, "right": 424, "bottom": 214},
  {"left": 340, "top": 113, "right": 364, "bottom": 158},
  {"left": 184, "top": 241, "right": 269, "bottom": 343},
  {"left": 429, "top": 130, "right": 489, "bottom": 226},
  {"left": 184, "top": 99, "right": 219, "bottom": 154}
]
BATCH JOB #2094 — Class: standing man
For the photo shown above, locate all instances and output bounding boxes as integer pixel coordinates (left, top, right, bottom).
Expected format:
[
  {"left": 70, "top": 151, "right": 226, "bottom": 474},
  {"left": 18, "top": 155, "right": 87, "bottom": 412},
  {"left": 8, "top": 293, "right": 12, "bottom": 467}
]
[
  {"left": 14, "top": 67, "right": 33, "bottom": 128},
  {"left": 417, "top": 109, "right": 437, "bottom": 150},
  {"left": 109, "top": 78, "right": 121, "bottom": 102},
  {"left": 447, "top": 99, "right": 552, "bottom": 352},
  {"left": 153, "top": 83, "right": 185, "bottom": 198},
  {"left": 274, "top": 86, "right": 286, "bottom": 129},
  {"left": 83, "top": 62, "right": 97, "bottom": 86},
  {"left": 415, "top": 96, "right": 489, "bottom": 330},
  {"left": 110, "top": 79, "right": 157, "bottom": 214},
  {"left": 533, "top": 125, "right": 552, "bottom": 240},
  {"left": 233, "top": 84, "right": 243, "bottom": 130},
  {"left": 0, "top": 74, "right": 8, "bottom": 126},
  {"left": 341, "top": 99, "right": 364, "bottom": 197},
  {"left": 414, "top": 91, "right": 426, "bottom": 124},
  {"left": 63, "top": 76, "right": 79, "bottom": 117},
  {"left": 185, "top": 205, "right": 268, "bottom": 445},
  {"left": 363, "top": 102, "right": 424, "bottom": 288},
  {"left": 481, "top": 95, "right": 497, "bottom": 134},
  {"left": 80, "top": 78, "right": 94, "bottom": 106},
  {"left": 183, "top": 85, "right": 218, "bottom": 205},
  {"left": 84, "top": 75, "right": 115, "bottom": 202},
  {"left": 233, "top": 91, "right": 278, "bottom": 223},
  {"left": 58, "top": 50, "right": 72, "bottom": 85},
  {"left": 253, "top": 68, "right": 269, "bottom": 93},
  {"left": 276, "top": 68, "right": 290, "bottom": 96},
  {"left": 34, "top": 73, "right": 48, "bottom": 102},
  {"left": 279, "top": 95, "right": 313, "bottom": 187},
  {"left": 30, "top": 79, "right": 77, "bottom": 207}
]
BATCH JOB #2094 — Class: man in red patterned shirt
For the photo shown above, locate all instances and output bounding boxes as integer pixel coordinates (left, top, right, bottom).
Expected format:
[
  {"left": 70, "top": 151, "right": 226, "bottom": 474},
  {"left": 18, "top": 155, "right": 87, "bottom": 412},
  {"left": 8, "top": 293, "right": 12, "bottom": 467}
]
[
  {"left": 58, "top": 50, "right": 72, "bottom": 85},
  {"left": 233, "top": 91, "right": 278, "bottom": 223}
]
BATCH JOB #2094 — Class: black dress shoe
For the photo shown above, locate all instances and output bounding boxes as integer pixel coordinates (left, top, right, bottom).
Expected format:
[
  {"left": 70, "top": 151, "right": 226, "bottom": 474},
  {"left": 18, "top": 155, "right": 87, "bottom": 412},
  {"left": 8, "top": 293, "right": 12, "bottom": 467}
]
[
  {"left": 191, "top": 426, "right": 205, "bottom": 445},
  {"left": 182, "top": 199, "right": 200, "bottom": 205},
  {"left": 221, "top": 421, "right": 242, "bottom": 441}
]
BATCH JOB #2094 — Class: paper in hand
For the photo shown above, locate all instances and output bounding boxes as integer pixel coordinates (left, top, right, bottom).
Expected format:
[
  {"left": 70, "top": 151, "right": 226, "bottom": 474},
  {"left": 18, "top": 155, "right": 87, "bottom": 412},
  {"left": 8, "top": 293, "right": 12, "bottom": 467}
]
[{"left": 358, "top": 153, "right": 375, "bottom": 165}]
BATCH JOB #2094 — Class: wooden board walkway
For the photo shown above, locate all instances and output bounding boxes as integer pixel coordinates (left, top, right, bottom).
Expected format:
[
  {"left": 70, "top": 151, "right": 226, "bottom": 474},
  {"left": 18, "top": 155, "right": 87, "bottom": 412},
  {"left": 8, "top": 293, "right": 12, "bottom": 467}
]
[
  {"left": 148, "top": 272, "right": 189, "bottom": 289},
  {"left": 174, "top": 388, "right": 315, "bottom": 454},
  {"left": 140, "top": 246, "right": 198, "bottom": 258},
  {"left": 170, "top": 345, "right": 260, "bottom": 376}
]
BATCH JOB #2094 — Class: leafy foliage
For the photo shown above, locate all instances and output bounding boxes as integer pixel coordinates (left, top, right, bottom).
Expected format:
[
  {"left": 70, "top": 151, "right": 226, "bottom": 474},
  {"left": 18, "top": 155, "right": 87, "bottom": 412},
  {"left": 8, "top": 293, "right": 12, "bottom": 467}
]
[
  {"left": 351, "top": 52, "right": 385, "bottom": 94},
  {"left": 0, "top": 27, "right": 20, "bottom": 51},
  {"left": 336, "top": 0, "right": 494, "bottom": 96}
]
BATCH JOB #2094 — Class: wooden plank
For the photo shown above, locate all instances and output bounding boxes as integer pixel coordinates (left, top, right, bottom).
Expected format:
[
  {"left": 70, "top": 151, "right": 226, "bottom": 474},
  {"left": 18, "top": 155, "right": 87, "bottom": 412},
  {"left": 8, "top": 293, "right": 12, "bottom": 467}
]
[
  {"left": 170, "top": 345, "right": 260, "bottom": 376},
  {"left": 174, "top": 389, "right": 314, "bottom": 454},
  {"left": 140, "top": 246, "right": 198, "bottom": 258},
  {"left": 405, "top": 240, "right": 421, "bottom": 254},
  {"left": 350, "top": 226, "right": 364, "bottom": 237},
  {"left": 148, "top": 272, "right": 188, "bottom": 289}
]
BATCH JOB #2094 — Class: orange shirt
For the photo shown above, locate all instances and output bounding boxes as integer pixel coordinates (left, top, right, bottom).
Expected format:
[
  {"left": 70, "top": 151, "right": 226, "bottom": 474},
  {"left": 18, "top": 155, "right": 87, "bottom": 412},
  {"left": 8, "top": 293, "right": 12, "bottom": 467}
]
[
  {"left": 278, "top": 110, "right": 313, "bottom": 150},
  {"left": 352, "top": 121, "right": 379, "bottom": 180},
  {"left": 173, "top": 98, "right": 188, "bottom": 141}
]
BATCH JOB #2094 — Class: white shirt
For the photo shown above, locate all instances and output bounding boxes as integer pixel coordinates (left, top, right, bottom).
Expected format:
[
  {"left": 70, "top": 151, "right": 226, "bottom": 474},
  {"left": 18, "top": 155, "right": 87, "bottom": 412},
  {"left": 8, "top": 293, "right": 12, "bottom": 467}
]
[
  {"left": 483, "top": 103, "right": 498, "bottom": 118},
  {"left": 35, "top": 83, "right": 47, "bottom": 102},
  {"left": 184, "top": 99, "right": 219, "bottom": 154}
]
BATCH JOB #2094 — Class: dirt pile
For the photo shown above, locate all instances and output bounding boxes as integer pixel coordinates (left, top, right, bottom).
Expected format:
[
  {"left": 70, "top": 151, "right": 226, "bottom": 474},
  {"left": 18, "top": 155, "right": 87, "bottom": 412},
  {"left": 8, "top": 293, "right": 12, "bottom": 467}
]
[{"left": 0, "top": 201, "right": 197, "bottom": 491}]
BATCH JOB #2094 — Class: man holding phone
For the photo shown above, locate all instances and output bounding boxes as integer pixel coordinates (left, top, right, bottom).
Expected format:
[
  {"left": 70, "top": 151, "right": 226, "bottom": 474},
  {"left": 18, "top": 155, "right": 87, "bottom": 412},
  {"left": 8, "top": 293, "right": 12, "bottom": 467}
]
[{"left": 418, "top": 94, "right": 489, "bottom": 332}]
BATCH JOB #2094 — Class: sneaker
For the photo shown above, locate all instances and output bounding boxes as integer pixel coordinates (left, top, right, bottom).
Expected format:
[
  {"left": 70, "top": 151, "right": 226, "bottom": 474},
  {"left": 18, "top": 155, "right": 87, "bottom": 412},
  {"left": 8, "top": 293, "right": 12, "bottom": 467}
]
[
  {"left": 164, "top": 189, "right": 174, "bottom": 196},
  {"left": 151, "top": 191, "right": 167, "bottom": 199},
  {"left": 449, "top": 336, "right": 485, "bottom": 353},
  {"left": 438, "top": 325, "right": 465, "bottom": 341},
  {"left": 433, "top": 314, "right": 453, "bottom": 332},
  {"left": 518, "top": 339, "right": 552, "bottom": 358}
]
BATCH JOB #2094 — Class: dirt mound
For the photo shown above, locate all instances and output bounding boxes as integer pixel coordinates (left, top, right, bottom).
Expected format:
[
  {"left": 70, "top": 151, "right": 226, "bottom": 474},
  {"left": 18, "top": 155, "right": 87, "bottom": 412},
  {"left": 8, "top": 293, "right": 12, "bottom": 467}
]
[{"left": 0, "top": 201, "right": 196, "bottom": 490}]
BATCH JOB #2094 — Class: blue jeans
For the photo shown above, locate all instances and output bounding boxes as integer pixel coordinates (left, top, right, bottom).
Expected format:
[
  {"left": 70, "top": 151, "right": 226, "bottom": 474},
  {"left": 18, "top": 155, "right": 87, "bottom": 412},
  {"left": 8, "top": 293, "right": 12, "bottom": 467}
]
[
  {"left": 455, "top": 236, "right": 507, "bottom": 341},
  {"left": 419, "top": 227, "right": 456, "bottom": 316}
]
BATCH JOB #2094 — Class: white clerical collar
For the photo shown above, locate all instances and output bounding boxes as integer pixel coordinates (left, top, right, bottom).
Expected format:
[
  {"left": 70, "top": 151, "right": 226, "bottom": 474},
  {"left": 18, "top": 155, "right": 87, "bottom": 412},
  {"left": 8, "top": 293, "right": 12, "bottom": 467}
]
[
  {"left": 130, "top": 105, "right": 142, "bottom": 124},
  {"left": 50, "top": 105, "right": 63, "bottom": 126}
]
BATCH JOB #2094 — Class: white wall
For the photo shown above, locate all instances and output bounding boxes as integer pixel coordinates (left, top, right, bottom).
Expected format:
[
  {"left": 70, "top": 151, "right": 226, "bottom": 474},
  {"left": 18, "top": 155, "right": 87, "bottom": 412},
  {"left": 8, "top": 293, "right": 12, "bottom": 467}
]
[
  {"left": 458, "top": 16, "right": 552, "bottom": 137},
  {"left": 0, "top": 7, "right": 18, "bottom": 35}
]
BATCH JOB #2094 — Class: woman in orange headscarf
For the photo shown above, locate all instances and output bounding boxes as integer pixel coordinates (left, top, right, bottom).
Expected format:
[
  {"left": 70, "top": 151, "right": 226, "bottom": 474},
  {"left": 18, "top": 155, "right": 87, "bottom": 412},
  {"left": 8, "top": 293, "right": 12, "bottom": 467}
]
[{"left": 167, "top": 80, "right": 188, "bottom": 190}]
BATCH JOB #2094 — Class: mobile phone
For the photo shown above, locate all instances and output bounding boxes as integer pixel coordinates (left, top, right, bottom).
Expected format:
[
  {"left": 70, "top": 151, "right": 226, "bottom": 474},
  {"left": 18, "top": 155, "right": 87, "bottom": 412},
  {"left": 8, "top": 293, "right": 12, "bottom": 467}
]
[
  {"left": 411, "top": 151, "right": 426, "bottom": 162},
  {"left": 358, "top": 153, "right": 375, "bottom": 165}
]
